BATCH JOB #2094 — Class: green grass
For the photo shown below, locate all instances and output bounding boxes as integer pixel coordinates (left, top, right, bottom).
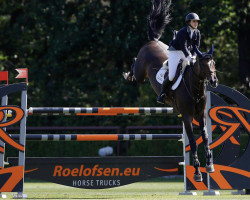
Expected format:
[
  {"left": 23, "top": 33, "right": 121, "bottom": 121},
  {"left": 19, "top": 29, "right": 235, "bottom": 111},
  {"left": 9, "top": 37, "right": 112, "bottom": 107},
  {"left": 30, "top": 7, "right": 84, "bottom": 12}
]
[{"left": 4, "top": 178, "right": 250, "bottom": 199}]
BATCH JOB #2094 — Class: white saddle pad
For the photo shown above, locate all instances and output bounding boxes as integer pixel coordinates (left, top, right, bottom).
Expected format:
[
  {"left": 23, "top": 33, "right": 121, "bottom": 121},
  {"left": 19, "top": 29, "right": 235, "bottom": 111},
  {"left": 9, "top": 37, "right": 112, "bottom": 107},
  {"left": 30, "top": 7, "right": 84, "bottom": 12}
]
[{"left": 155, "top": 60, "right": 183, "bottom": 90}]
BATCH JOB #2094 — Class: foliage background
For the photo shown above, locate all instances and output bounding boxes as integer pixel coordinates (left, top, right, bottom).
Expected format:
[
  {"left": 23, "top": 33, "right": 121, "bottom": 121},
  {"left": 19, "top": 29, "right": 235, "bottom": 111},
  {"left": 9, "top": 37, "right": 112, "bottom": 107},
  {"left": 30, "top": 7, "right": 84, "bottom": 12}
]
[{"left": 0, "top": 0, "right": 249, "bottom": 157}]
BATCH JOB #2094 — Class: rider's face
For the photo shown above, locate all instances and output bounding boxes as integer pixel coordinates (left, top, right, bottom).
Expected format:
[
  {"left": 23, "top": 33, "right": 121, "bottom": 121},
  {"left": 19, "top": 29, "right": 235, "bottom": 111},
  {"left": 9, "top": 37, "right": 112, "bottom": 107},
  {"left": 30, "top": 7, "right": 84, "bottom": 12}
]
[{"left": 190, "top": 20, "right": 199, "bottom": 29}]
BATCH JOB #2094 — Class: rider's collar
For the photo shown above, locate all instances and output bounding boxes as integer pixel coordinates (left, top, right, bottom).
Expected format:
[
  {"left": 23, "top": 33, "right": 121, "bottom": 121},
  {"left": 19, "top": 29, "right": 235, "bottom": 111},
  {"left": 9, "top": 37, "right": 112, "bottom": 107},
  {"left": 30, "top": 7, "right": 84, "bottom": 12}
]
[
  {"left": 188, "top": 25, "right": 196, "bottom": 32},
  {"left": 187, "top": 26, "right": 195, "bottom": 39}
]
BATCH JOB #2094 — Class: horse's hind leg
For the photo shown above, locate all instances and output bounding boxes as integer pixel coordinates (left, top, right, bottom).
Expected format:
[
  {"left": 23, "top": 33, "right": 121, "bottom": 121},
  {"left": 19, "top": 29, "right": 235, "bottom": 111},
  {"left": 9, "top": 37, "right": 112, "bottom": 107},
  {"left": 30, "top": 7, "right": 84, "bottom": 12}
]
[
  {"left": 183, "top": 116, "right": 202, "bottom": 182},
  {"left": 199, "top": 112, "right": 215, "bottom": 173},
  {"left": 123, "top": 58, "right": 137, "bottom": 81}
]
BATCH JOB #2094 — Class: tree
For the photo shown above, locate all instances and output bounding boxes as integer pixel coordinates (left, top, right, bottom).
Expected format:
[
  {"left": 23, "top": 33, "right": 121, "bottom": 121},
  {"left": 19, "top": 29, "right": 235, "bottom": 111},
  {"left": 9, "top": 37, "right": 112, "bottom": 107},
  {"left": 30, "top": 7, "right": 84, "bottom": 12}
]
[{"left": 234, "top": 0, "right": 250, "bottom": 95}]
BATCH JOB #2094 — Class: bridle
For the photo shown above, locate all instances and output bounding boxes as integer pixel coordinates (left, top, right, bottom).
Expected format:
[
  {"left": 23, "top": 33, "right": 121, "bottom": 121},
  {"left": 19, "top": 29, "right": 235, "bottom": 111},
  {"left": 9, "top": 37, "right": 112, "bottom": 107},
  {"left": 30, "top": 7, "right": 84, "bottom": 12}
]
[
  {"left": 182, "top": 56, "right": 214, "bottom": 103},
  {"left": 199, "top": 54, "right": 215, "bottom": 78}
]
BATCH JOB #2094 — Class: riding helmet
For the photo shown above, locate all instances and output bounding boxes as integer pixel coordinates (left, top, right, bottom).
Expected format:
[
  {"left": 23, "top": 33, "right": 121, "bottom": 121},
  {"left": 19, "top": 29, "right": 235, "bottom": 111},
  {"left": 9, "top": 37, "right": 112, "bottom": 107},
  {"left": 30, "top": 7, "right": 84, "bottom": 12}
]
[{"left": 185, "top": 13, "right": 200, "bottom": 23}]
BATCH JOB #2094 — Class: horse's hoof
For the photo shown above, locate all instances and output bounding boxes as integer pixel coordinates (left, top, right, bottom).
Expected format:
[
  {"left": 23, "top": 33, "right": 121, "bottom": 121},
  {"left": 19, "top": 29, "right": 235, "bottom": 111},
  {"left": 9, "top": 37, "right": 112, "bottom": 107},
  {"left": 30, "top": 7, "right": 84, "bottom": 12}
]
[
  {"left": 193, "top": 174, "right": 203, "bottom": 182},
  {"left": 205, "top": 164, "right": 215, "bottom": 173},
  {"left": 123, "top": 72, "right": 129, "bottom": 79}
]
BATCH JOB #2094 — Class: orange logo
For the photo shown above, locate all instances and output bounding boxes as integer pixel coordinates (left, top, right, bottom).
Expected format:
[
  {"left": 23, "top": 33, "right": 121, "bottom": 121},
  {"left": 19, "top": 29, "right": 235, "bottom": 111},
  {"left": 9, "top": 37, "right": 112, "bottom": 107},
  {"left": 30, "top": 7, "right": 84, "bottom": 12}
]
[
  {"left": 185, "top": 106, "right": 250, "bottom": 152},
  {"left": 209, "top": 106, "right": 250, "bottom": 149},
  {"left": 0, "top": 106, "right": 24, "bottom": 152},
  {"left": 53, "top": 165, "right": 141, "bottom": 177}
]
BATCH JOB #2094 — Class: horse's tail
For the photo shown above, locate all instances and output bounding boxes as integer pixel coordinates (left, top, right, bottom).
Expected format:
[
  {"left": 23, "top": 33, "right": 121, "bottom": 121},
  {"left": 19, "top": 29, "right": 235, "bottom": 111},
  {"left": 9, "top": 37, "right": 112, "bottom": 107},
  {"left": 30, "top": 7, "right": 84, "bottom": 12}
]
[{"left": 147, "top": 0, "right": 171, "bottom": 41}]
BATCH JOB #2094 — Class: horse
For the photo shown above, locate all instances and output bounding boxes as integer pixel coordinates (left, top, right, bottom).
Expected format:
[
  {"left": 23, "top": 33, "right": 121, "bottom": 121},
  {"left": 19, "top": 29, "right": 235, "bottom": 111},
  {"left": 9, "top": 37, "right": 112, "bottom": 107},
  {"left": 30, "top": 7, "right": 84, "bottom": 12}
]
[{"left": 123, "top": 0, "right": 218, "bottom": 182}]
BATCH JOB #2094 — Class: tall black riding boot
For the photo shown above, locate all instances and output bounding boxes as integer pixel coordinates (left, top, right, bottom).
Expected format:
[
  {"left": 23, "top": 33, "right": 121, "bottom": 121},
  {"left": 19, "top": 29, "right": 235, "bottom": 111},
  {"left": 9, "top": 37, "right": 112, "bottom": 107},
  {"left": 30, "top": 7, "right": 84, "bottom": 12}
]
[{"left": 157, "top": 77, "right": 172, "bottom": 104}]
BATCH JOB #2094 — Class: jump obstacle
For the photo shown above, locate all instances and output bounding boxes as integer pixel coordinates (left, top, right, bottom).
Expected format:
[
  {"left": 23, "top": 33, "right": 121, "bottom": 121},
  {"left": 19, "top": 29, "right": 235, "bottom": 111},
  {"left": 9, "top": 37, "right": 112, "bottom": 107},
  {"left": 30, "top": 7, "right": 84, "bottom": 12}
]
[
  {"left": 10, "top": 134, "right": 183, "bottom": 141},
  {"left": 0, "top": 72, "right": 250, "bottom": 198},
  {"left": 27, "top": 107, "right": 174, "bottom": 116},
  {"left": 0, "top": 82, "right": 186, "bottom": 198}
]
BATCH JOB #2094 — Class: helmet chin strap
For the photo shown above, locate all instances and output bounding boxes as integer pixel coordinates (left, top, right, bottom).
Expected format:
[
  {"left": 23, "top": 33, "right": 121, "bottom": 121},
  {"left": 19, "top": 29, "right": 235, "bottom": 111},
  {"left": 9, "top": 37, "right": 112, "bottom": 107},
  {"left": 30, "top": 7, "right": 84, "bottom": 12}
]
[{"left": 189, "top": 24, "right": 196, "bottom": 30}]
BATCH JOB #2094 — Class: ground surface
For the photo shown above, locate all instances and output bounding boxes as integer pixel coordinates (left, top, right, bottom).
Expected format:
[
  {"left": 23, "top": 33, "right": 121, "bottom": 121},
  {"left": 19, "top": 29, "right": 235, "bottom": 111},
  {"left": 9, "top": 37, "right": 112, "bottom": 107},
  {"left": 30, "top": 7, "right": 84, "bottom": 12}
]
[{"left": 4, "top": 178, "right": 250, "bottom": 199}]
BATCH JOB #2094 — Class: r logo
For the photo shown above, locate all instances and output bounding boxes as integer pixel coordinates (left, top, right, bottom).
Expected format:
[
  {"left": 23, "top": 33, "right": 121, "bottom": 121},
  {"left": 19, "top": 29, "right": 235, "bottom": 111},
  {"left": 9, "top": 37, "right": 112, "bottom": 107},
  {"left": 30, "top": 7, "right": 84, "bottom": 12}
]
[
  {"left": 186, "top": 84, "right": 250, "bottom": 191},
  {"left": 209, "top": 106, "right": 250, "bottom": 149},
  {"left": 0, "top": 106, "right": 24, "bottom": 152}
]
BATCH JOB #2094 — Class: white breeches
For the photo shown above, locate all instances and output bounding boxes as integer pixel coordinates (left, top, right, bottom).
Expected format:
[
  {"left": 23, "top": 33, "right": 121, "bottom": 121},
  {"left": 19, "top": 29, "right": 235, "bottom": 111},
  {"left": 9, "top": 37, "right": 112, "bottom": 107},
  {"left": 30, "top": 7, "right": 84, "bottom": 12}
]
[{"left": 168, "top": 50, "right": 186, "bottom": 81}]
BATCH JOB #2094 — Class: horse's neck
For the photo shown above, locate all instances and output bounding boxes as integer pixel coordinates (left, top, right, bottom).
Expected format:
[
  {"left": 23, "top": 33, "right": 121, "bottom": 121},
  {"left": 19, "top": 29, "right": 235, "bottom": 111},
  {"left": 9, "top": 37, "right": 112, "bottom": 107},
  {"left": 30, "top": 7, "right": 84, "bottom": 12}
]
[{"left": 187, "top": 62, "right": 205, "bottom": 98}]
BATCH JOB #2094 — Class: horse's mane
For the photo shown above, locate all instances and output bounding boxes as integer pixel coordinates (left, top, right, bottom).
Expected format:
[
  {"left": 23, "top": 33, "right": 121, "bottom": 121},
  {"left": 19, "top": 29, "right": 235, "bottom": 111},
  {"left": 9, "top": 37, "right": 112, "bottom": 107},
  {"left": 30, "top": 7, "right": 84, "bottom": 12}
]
[{"left": 147, "top": 0, "right": 172, "bottom": 41}]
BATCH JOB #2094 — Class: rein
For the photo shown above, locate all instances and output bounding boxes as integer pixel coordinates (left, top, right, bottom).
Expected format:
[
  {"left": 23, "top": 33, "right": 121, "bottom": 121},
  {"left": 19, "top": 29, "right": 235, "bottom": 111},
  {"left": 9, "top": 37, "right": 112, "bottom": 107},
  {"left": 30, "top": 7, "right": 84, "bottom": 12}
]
[
  {"left": 182, "top": 64, "right": 205, "bottom": 103},
  {"left": 190, "top": 64, "right": 204, "bottom": 83}
]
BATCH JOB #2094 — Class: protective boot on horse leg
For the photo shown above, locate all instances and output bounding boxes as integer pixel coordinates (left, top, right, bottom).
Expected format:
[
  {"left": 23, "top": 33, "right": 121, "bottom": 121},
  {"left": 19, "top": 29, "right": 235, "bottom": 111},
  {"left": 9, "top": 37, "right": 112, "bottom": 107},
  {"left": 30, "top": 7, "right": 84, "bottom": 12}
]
[
  {"left": 190, "top": 134, "right": 203, "bottom": 182},
  {"left": 184, "top": 117, "right": 203, "bottom": 182},
  {"left": 199, "top": 114, "right": 215, "bottom": 173},
  {"left": 193, "top": 152, "right": 202, "bottom": 181}
]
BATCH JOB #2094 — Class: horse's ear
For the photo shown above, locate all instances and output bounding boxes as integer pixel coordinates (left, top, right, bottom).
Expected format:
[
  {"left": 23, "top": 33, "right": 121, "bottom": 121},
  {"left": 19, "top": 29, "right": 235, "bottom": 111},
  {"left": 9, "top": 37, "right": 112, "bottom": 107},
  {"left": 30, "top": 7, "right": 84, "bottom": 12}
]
[
  {"left": 194, "top": 45, "right": 203, "bottom": 58},
  {"left": 208, "top": 44, "right": 214, "bottom": 55}
]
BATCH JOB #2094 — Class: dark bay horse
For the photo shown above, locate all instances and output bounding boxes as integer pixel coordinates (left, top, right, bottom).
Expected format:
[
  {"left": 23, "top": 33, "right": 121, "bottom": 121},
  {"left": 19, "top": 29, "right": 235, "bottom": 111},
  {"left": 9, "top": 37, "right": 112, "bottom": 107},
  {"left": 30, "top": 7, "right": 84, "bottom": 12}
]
[{"left": 124, "top": 0, "right": 218, "bottom": 181}]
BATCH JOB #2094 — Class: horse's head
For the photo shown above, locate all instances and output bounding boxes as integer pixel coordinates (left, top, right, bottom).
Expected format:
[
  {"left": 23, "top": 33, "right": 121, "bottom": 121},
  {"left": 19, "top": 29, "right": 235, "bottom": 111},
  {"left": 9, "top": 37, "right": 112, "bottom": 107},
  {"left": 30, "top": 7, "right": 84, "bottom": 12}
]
[{"left": 194, "top": 45, "right": 218, "bottom": 88}]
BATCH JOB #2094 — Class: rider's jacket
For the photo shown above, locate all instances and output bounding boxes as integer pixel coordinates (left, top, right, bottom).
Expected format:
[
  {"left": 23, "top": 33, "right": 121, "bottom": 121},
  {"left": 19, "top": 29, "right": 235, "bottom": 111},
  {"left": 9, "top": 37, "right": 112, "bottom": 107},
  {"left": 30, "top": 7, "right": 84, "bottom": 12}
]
[{"left": 169, "top": 26, "right": 200, "bottom": 57}]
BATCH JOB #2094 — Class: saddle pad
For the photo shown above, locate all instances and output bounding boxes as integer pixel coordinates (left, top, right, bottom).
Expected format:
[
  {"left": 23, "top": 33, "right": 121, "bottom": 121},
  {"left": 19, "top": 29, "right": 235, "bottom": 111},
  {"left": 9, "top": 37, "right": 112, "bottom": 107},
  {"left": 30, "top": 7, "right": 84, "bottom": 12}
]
[
  {"left": 156, "top": 60, "right": 182, "bottom": 90},
  {"left": 156, "top": 66, "right": 167, "bottom": 84}
]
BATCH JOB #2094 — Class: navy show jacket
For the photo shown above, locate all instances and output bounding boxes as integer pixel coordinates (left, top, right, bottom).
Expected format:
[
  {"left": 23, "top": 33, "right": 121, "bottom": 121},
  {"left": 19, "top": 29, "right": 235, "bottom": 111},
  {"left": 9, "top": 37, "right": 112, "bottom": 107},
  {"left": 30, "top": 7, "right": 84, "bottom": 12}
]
[{"left": 170, "top": 26, "right": 200, "bottom": 57}]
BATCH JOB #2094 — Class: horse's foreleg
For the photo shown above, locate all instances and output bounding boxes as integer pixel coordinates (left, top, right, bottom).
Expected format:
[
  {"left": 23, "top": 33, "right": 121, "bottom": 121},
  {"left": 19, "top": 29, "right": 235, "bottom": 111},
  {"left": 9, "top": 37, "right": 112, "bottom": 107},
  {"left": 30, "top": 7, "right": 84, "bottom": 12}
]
[
  {"left": 183, "top": 116, "right": 202, "bottom": 182},
  {"left": 199, "top": 112, "right": 215, "bottom": 173}
]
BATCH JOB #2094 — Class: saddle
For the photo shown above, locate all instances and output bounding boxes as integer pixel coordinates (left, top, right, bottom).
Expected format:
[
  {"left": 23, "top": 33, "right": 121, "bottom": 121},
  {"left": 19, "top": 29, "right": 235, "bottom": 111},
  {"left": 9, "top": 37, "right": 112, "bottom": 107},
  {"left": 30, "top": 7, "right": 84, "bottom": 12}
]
[
  {"left": 165, "top": 60, "right": 191, "bottom": 112},
  {"left": 163, "top": 59, "right": 190, "bottom": 84}
]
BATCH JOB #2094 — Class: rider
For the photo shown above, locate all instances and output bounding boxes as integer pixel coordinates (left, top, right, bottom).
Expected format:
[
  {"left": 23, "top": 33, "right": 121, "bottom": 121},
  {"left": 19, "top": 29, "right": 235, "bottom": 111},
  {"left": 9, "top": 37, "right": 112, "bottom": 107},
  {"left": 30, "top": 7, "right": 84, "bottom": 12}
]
[{"left": 157, "top": 13, "right": 201, "bottom": 104}]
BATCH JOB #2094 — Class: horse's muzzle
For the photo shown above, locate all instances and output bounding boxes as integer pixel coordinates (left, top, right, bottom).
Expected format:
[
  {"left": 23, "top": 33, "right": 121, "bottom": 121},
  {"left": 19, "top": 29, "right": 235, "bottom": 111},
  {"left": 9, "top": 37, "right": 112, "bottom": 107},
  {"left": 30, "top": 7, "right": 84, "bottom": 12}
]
[{"left": 209, "top": 76, "right": 218, "bottom": 88}]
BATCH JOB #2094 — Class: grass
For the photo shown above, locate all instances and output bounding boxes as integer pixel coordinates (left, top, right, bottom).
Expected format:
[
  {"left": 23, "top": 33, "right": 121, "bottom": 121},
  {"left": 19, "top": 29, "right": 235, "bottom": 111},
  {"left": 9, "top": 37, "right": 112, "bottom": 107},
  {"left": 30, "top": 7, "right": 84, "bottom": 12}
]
[{"left": 4, "top": 178, "right": 250, "bottom": 199}]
